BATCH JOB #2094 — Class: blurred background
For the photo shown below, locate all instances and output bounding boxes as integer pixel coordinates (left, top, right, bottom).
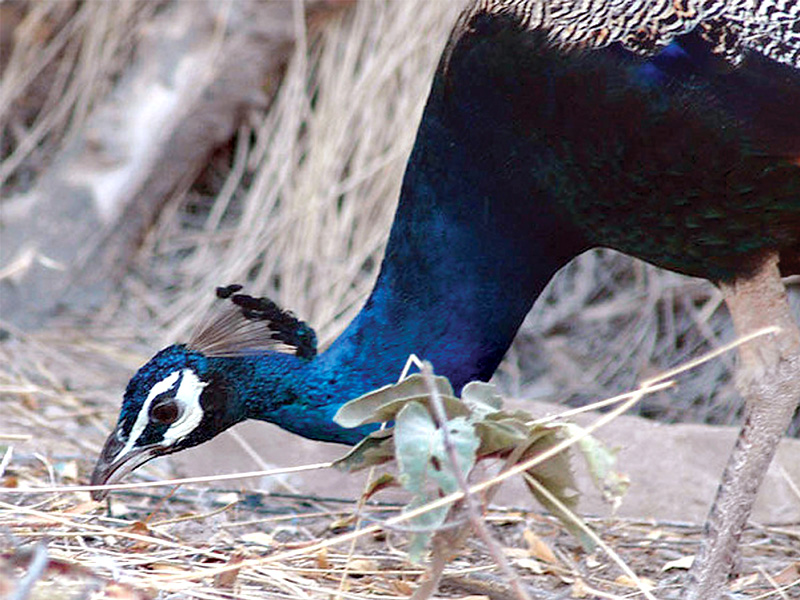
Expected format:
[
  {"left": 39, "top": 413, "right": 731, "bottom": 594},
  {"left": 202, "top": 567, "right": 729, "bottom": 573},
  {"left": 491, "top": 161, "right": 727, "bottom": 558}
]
[{"left": 1, "top": 0, "right": 798, "bottom": 503}]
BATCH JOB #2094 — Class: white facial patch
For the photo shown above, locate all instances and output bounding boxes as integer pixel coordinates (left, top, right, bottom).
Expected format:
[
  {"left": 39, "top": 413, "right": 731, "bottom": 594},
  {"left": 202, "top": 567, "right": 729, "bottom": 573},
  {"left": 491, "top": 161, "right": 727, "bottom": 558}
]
[
  {"left": 119, "top": 370, "right": 181, "bottom": 459},
  {"left": 161, "top": 369, "right": 207, "bottom": 445},
  {"left": 116, "top": 369, "right": 207, "bottom": 461}
]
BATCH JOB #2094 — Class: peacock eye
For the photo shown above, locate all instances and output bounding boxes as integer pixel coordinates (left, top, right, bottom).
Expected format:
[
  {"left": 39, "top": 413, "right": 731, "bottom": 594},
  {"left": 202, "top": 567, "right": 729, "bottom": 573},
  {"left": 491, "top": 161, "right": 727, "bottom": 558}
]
[{"left": 149, "top": 399, "right": 181, "bottom": 425}]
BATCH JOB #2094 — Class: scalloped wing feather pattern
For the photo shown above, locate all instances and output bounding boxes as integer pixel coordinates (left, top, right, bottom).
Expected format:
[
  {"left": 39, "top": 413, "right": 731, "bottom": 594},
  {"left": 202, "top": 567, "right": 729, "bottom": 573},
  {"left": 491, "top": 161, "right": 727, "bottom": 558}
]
[{"left": 472, "top": 0, "right": 800, "bottom": 67}]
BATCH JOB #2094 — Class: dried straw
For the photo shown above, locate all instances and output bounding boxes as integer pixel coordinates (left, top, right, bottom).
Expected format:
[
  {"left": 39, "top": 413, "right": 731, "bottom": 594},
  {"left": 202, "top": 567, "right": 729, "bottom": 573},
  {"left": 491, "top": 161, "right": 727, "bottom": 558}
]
[{"left": 1, "top": 1, "right": 798, "bottom": 598}]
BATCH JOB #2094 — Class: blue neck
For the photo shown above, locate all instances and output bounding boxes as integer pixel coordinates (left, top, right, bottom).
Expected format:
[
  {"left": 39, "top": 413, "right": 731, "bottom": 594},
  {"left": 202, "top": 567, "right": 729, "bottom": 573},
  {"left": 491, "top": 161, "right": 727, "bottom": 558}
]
[
  {"left": 214, "top": 65, "right": 588, "bottom": 444},
  {"left": 209, "top": 13, "right": 800, "bottom": 444}
]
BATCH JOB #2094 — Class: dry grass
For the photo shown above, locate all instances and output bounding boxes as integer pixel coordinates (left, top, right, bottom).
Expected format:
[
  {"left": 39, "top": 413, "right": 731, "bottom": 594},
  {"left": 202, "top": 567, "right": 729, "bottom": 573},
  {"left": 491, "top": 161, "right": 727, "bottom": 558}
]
[
  {"left": 2, "top": 346, "right": 798, "bottom": 598},
  {"left": 130, "top": 0, "right": 464, "bottom": 348},
  {"left": 2, "top": 1, "right": 800, "bottom": 598},
  {"left": 0, "top": 1, "right": 160, "bottom": 194},
  {"left": 3, "top": 0, "right": 796, "bottom": 429},
  {"left": 1, "top": 318, "right": 797, "bottom": 599},
  {"left": 1, "top": 481, "right": 798, "bottom": 600}
]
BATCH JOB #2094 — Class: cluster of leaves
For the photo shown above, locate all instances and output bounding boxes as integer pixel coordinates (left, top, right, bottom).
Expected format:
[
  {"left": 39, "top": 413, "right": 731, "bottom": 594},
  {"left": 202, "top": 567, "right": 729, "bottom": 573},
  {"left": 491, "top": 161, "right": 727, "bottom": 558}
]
[{"left": 333, "top": 370, "right": 628, "bottom": 562}]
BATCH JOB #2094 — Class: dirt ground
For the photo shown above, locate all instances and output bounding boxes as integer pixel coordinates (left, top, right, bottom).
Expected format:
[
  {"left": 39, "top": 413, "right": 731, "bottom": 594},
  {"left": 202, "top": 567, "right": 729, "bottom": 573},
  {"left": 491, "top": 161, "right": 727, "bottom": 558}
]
[{"left": 1, "top": 332, "right": 798, "bottom": 599}]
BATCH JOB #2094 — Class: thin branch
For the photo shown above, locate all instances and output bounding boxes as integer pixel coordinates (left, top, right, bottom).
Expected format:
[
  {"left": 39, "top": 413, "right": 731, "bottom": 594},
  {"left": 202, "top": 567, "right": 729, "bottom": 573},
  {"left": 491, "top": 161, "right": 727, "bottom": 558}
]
[
  {"left": 421, "top": 360, "right": 532, "bottom": 600},
  {"left": 9, "top": 543, "right": 49, "bottom": 600},
  {"left": 524, "top": 475, "right": 658, "bottom": 600},
  {"left": 0, "top": 462, "right": 333, "bottom": 496}
]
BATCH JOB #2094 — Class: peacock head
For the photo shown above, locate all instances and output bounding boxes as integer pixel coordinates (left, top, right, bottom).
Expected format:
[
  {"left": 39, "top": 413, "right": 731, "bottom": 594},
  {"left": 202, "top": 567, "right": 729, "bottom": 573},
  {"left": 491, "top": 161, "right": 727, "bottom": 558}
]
[{"left": 90, "top": 285, "right": 317, "bottom": 500}]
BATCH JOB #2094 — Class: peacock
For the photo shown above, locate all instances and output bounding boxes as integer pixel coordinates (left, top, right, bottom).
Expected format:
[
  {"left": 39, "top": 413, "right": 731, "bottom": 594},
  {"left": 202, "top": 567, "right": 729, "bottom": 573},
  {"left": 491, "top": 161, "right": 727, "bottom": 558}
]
[{"left": 91, "top": 1, "right": 800, "bottom": 598}]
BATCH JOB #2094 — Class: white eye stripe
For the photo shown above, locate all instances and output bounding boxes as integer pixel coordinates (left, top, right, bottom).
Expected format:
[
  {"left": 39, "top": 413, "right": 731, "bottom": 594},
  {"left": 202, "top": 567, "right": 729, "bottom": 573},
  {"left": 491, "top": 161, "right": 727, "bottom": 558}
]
[
  {"left": 161, "top": 369, "right": 207, "bottom": 445},
  {"left": 118, "top": 370, "right": 181, "bottom": 459},
  {"left": 114, "top": 368, "right": 208, "bottom": 465}
]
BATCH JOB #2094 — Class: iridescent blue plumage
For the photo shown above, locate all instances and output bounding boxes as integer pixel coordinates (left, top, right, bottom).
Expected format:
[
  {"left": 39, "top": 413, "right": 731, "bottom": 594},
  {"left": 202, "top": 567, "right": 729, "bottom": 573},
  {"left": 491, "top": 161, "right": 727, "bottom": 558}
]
[
  {"left": 93, "top": 3, "right": 800, "bottom": 596},
  {"left": 97, "top": 0, "right": 800, "bottom": 460}
]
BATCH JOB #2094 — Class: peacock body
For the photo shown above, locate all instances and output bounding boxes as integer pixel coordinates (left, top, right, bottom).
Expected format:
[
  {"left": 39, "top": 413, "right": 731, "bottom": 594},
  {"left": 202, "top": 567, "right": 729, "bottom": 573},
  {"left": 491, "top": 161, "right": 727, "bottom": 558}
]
[{"left": 92, "top": 2, "right": 800, "bottom": 597}]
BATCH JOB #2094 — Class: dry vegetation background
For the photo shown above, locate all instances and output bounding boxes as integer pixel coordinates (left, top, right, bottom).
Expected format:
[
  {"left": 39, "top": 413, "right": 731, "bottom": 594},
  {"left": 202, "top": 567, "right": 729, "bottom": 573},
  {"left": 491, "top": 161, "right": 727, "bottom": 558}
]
[
  {"left": 1, "top": 1, "right": 799, "bottom": 599},
  {"left": 3, "top": 0, "right": 794, "bottom": 431}
]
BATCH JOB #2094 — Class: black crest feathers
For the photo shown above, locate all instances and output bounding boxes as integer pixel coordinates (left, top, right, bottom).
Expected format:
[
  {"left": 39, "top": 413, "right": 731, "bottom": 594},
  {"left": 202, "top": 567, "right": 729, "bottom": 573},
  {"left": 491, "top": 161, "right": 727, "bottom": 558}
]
[{"left": 188, "top": 285, "right": 317, "bottom": 359}]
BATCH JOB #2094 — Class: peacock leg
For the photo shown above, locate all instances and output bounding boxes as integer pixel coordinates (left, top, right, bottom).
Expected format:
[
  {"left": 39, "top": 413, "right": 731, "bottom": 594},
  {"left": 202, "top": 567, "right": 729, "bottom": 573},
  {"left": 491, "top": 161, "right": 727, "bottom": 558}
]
[{"left": 684, "top": 251, "right": 800, "bottom": 599}]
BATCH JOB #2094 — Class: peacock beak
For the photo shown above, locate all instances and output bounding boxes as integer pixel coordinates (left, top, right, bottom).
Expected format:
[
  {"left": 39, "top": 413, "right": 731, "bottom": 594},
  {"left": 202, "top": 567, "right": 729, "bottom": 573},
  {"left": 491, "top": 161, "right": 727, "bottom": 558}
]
[{"left": 90, "top": 428, "right": 165, "bottom": 501}]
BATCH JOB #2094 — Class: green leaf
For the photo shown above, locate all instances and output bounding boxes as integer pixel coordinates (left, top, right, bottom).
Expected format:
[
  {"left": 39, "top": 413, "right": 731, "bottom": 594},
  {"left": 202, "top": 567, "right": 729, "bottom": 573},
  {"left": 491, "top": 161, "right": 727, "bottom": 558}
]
[
  {"left": 474, "top": 419, "right": 528, "bottom": 457},
  {"left": 333, "top": 374, "right": 454, "bottom": 428},
  {"left": 461, "top": 381, "right": 503, "bottom": 418},
  {"left": 370, "top": 394, "right": 470, "bottom": 425},
  {"left": 332, "top": 428, "right": 395, "bottom": 472},
  {"left": 517, "top": 427, "right": 592, "bottom": 549},
  {"left": 334, "top": 372, "right": 627, "bottom": 559},
  {"left": 518, "top": 426, "right": 579, "bottom": 511},
  {"left": 562, "top": 423, "right": 630, "bottom": 508},
  {"left": 395, "top": 403, "right": 478, "bottom": 495},
  {"left": 394, "top": 401, "right": 479, "bottom": 563},
  {"left": 363, "top": 473, "right": 398, "bottom": 500},
  {"left": 404, "top": 496, "right": 447, "bottom": 562},
  {"left": 395, "top": 402, "right": 439, "bottom": 495}
]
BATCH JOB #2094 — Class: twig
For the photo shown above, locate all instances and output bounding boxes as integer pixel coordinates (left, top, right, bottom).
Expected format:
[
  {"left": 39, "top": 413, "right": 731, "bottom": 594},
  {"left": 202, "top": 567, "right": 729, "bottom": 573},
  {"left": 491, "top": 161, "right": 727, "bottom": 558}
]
[
  {"left": 778, "top": 465, "right": 800, "bottom": 505},
  {"left": 756, "top": 566, "right": 790, "bottom": 600},
  {"left": 750, "top": 577, "right": 800, "bottom": 600},
  {"left": 0, "top": 499, "right": 230, "bottom": 560},
  {"left": 642, "top": 326, "right": 779, "bottom": 388},
  {"left": 9, "top": 542, "right": 49, "bottom": 600},
  {"left": 527, "top": 384, "right": 674, "bottom": 426},
  {"left": 336, "top": 353, "right": 418, "bottom": 599},
  {"left": 421, "top": 360, "right": 531, "bottom": 600},
  {"left": 0, "top": 434, "right": 32, "bottom": 441},
  {"left": 0, "top": 445, "right": 13, "bottom": 479},
  {"left": 524, "top": 475, "right": 658, "bottom": 600},
  {"left": 442, "top": 572, "right": 567, "bottom": 600},
  {"left": 0, "top": 462, "right": 333, "bottom": 496}
]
